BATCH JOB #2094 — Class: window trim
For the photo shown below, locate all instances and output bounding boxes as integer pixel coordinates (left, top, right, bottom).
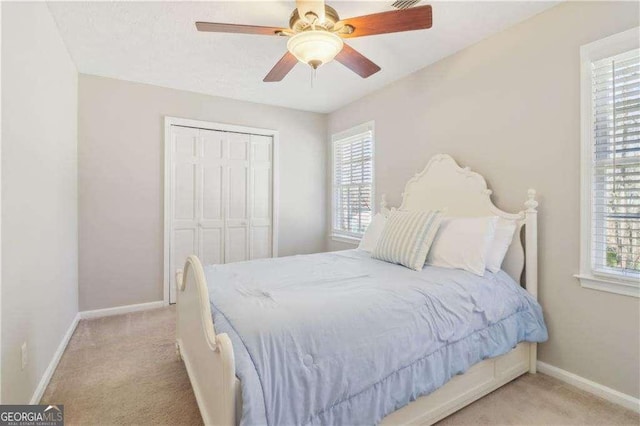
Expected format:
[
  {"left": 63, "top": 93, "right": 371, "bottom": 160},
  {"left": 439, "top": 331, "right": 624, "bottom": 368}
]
[
  {"left": 330, "top": 121, "right": 375, "bottom": 243},
  {"left": 577, "top": 27, "right": 640, "bottom": 298}
]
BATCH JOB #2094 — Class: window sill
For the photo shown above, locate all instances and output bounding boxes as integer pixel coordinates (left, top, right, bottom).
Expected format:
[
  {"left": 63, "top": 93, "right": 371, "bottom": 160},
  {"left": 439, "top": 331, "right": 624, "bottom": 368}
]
[
  {"left": 330, "top": 234, "right": 361, "bottom": 245},
  {"left": 574, "top": 273, "right": 639, "bottom": 298}
]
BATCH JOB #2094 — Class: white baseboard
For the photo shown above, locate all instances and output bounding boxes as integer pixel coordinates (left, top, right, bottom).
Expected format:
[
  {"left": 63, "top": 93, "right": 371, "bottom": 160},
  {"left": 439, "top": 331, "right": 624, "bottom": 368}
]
[
  {"left": 28, "top": 301, "right": 166, "bottom": 404},
  {"left": 537, "top": 361, "right": 640, "bottom": 413},
  {"left": 30, "top": 312, "right": 80, "bottom": 404},
  {"left": 79, "top": 300, "right": 165, "bottom": 319}
]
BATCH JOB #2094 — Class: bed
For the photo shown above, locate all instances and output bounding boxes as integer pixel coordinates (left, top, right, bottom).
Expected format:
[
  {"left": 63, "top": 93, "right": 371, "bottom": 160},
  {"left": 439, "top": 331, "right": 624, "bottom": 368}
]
[{"left": 175, "top": 154, "right": 546, "bottom": 425}]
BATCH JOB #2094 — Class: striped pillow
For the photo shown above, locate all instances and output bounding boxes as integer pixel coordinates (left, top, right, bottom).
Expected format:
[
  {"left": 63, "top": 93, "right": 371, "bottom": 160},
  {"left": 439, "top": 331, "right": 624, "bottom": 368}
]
[{"left": 372, "top": 210, "right": 442, "bottom": 271}]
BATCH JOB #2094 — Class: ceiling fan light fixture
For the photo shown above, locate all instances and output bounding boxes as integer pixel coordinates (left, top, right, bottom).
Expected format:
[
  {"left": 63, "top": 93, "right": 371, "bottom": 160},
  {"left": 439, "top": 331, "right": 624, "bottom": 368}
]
[{"left": 286, "top": 30, "right": 344, "bottom": 69}]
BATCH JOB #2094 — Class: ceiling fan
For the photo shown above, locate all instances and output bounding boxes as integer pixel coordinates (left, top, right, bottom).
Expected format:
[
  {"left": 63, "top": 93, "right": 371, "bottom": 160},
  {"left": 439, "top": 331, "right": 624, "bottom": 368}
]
[{"left": 195, "top": 0, "right": 433, "bottom": 82}]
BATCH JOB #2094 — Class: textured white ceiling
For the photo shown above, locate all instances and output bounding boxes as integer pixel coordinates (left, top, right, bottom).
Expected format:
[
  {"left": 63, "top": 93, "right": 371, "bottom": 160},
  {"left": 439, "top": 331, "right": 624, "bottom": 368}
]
[{"left": 47, "top": 1, "right": 559, "bottom": 113}]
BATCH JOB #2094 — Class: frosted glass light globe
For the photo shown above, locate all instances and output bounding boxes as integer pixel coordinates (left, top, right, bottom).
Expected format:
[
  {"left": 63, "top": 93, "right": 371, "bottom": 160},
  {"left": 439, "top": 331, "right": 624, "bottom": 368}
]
[{"left": 287, "top": 31, "right": 344, "bottom": 69}]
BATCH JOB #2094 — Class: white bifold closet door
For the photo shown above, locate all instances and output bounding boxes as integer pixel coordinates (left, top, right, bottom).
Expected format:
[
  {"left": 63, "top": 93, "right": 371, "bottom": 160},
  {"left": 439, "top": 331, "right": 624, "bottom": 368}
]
[{"left": 168, "top": 125, "right": 273, "bottom": 303}]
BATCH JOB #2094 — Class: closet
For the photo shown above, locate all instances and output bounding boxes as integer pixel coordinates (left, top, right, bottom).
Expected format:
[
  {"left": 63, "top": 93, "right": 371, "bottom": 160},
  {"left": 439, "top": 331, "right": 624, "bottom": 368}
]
[{"left": 165, "top": 122, "right": 276, "bottom": 303}]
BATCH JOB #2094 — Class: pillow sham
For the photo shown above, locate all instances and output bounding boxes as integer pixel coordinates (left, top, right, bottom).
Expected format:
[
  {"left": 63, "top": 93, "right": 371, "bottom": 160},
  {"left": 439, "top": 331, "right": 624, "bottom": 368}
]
[
  {"left": 372, "top": 210, "right": 442, "bottom": 271},
  {"left": 485, "top": 219, "right": 517, "bottom": 273},
  {"left": 426, "top": 216, "right": 498, "bottom": 276},
  {"left": 358, "top": 213, "right": 387, "bottom": 253}
]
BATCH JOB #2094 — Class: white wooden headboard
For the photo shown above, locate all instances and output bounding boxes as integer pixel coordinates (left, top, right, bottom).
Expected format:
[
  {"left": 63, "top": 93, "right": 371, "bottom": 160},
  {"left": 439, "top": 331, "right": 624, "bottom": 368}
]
[{"left": 380, "top": 154, "right": 538, "bottom": 297}]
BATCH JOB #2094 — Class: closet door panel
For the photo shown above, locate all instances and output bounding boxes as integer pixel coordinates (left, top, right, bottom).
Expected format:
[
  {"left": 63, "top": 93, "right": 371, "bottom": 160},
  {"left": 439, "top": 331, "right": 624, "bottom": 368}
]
[
  {"left": 227, "top": 132, "right": 249, "bottom": 221},
  {"left": 174, "top": 128, "right": 198, "bottom": 156},
  {"left": 174, "top": 164, "right": 197, "bottom": 220},
  {"left": 252, "top": 166, "right": 271, "bottom": 220},
  {"left": 202, "top": 166, "right": 223, "bottom": 221},
  {"left": 250, "top": 135, "right": 273, "bottom": 259},
  {"left": 227, "top": 226, "right": 248, "bottom": 263},
  {"left": 199, "top": 129, "right": 225, "bottom": 265},
  {"left": 201, "top": 130, "right": 225, "bottom": 221},
  {"left": 170, "top": 126, "right": 199, "bottom": 303},
  {"left": 226, "top": 133, "right": 250, "bottom": 263},
  {"left": 251, "top": 227, "right": 271, "bottom": 260},
  {"left": 201, "top": 129, "right": 224, "bottom": 160},
  {"left": 173, "top": 127, "right": 198, "bottom": 221},
  {"left": 174, "top": 229, "right": 197, "bottom": 266},
  {"left": 200, "top": 159, "right": 225, "bottom": 264},
  {"left": 201, "top": 228, "right": 223, "bottom": 265},
  {"left": 228, "top": 166, "right": 248, "bottom": 220},
  {"left": 228, "top": 133, "right": 248, "bottom": 160},
  {"left": 252, "top": 136, "right": 272, "bottom": 162}
]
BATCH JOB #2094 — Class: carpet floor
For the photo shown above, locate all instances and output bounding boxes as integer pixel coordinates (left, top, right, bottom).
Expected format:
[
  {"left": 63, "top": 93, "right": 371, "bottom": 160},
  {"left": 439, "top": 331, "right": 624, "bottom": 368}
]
[{"left": 42, "top": 306, "right": 639, "bottom": 425}]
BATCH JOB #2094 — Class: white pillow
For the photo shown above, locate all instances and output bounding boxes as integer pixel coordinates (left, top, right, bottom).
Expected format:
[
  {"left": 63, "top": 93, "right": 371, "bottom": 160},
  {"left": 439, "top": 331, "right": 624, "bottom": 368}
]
[
  {"left": 372, "top": 210, "right": 442, "bottom": 271},
  {"left": 358, "top": 213, "right": 387, "bottom": 253},
  {"left": 485, "top": 219, "right": 517, "bottom": 273},
  {"left": 426, "top": 216, "right": 499, "bottom": 276}
]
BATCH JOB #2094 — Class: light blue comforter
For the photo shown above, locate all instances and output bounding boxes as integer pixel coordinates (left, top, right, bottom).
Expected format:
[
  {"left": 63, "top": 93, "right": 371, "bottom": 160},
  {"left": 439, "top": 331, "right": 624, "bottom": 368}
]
[{"left": 205, "top": 250, "right": 547, "bottom": 426}]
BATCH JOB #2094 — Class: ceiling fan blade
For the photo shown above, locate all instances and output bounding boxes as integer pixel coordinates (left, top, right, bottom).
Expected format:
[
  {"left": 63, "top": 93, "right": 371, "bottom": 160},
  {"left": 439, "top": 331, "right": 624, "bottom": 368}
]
[
  {"left": 335, "top": 44, "right": 381, "bottom": 78},
  {"left": 337, "top": 5, "right": 432, "bottom": 38},
  {"left": 196, "top": 22, "right": 286, "bottom": 36},
  {"left": 264, "top": 52, "right": 298, "bottom": 82},
  {"left": 296, "top": 0, "right": 326, "bottom": 23}
]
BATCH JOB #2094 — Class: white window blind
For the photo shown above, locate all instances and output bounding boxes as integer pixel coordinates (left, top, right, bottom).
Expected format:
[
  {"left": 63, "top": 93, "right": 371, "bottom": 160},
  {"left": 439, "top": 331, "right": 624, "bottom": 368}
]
[
  {"left": 332, "top": 124, "right": 374, "bottom": 240},
  {"left": 591, "top": 48, "right": 640, "bottom": 278}
]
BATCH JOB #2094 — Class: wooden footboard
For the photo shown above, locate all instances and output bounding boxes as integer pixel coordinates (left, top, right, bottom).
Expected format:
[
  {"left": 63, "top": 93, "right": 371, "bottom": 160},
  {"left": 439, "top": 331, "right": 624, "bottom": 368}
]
[{"left": 175, "top": 255, "right": 237, "bottom": 426}]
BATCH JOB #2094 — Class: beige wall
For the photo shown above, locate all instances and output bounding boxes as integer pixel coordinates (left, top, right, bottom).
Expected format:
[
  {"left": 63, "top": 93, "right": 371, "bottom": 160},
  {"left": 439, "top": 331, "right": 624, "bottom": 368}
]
[
  {"left": 1, "top": 2, "right": 79, "bottom": 403},
  {"left": 327, "top": 2, "right": 640, "bottom": 398},
  {"left": 78, "top": 75, "right": 327, "bottom": 311}
]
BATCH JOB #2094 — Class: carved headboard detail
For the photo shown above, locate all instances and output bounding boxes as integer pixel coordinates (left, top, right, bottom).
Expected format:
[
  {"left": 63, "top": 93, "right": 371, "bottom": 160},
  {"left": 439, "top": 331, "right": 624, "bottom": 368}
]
[{"left": 380, "top": 154, "right": 538, "bottom": 295}]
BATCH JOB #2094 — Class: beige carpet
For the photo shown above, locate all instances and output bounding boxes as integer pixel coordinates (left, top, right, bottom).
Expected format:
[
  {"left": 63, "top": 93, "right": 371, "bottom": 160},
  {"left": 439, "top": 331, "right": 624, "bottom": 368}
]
[{"left": 42, "top": 307, "right": 639, "bottom": 426}]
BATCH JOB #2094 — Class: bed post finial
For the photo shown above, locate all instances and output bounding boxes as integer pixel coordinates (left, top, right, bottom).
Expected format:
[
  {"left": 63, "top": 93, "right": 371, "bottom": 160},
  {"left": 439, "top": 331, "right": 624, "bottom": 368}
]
[
  {"left": 524, "top": 188, "right": 538, "bottom": 374},
  {"left": 524, "top": 188, "right": 538, "bottom": 300},
  {"left": 380, "top": 194, "right": 390, "bottom": 216},
  {"left": 525, "top": 189, "right": 538, "bottom": 212}
]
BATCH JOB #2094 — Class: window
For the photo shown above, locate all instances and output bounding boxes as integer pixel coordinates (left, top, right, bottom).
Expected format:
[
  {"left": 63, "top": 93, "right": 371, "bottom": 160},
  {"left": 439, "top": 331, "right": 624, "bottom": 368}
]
[
  {"left": 578, "top": 27, "right": 640, "bottom": 297},
  {"left": 331, "top": 122, "right": 375, "bottom": 242}
]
